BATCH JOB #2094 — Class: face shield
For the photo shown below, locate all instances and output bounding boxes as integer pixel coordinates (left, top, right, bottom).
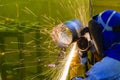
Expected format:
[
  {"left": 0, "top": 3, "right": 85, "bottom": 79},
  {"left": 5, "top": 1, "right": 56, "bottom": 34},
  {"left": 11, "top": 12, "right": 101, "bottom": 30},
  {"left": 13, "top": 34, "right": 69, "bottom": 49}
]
[
  {"left": 88, "top": 19, "right": 104, "bottom": 57},
  {"left": 88, "top": 10, "right": 120, "bottom": 57}
]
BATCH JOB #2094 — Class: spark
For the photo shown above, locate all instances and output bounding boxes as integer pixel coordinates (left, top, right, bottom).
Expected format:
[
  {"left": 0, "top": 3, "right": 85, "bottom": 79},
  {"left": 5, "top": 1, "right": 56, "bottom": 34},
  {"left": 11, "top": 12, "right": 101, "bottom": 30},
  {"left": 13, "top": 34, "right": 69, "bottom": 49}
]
[
  {"left": 1, "top": 52, "right": 5, "bottom": 55},
  {"left": 0, "top": 0, "right": 90, "bottom": 80},
  {"left": 16, "top": 3, "right": 19, "bottom": 18},
  {"left": 60, "top": 43, "right": 76, "bottom": 80},
  {"left": 24, "top": 7, "right": 38, "bottom": 17}
]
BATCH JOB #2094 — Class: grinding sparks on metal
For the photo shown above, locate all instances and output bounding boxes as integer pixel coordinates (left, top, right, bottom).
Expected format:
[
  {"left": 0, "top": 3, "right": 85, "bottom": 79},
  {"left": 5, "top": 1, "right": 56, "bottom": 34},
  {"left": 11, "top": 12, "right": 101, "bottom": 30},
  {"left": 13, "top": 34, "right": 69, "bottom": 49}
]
[{"left": 60, "top": 43, "right": 76, "bottom": 80}]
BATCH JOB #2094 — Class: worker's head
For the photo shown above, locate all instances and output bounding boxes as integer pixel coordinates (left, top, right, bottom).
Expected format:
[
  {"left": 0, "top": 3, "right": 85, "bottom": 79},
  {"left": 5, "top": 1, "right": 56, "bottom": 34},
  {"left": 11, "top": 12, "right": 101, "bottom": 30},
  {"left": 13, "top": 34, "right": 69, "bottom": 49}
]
[{"left": 89, "top": 10, "right": 120, "bottom": 56}]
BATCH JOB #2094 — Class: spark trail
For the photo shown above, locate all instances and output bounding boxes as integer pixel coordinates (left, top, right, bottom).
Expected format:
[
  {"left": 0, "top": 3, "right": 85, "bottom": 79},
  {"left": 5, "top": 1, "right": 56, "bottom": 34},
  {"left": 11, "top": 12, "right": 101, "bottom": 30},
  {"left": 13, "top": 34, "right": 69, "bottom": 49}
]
[{"left": 60, "top": 43, "right": 76, "bottom": 80}]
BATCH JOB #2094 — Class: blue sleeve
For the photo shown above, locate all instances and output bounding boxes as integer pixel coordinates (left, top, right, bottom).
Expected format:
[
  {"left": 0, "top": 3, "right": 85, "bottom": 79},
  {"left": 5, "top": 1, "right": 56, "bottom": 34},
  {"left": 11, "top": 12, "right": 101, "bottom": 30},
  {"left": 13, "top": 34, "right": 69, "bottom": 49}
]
[{"left": 85, "top": 57, "right": 120, "bottom": 80}]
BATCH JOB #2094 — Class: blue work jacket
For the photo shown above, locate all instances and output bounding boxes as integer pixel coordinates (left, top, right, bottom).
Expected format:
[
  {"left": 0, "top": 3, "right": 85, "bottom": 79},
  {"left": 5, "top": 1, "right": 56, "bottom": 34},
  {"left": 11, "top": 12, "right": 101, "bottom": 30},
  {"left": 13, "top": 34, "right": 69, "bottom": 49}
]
[{"left": 77, "top": 57, "right": 120, "bottom": 80}]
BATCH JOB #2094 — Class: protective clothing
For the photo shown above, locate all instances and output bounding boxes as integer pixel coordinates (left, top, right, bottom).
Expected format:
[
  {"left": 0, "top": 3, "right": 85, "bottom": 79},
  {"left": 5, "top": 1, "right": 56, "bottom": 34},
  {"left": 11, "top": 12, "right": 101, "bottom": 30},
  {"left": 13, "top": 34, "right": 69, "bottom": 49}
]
[
  {"left": 89, "top": 10, "right": 120, "bottom": 61},
  {"left": 72, "top": 10, "right": 120, "bottom": 80},
  {"left": 71, "top": 57, "right": 120, "bottom": 80}
]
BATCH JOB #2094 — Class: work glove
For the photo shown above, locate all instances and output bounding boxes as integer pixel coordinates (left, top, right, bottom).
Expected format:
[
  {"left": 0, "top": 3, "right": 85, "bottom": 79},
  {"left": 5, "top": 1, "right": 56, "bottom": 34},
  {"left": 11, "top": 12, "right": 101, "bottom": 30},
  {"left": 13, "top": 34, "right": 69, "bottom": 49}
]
[
  {"left": 71, "top": 76, "right": 84, "bottom": 80},
  {"left": 78, "top": 51, "right": 87, "bottom": 64}
]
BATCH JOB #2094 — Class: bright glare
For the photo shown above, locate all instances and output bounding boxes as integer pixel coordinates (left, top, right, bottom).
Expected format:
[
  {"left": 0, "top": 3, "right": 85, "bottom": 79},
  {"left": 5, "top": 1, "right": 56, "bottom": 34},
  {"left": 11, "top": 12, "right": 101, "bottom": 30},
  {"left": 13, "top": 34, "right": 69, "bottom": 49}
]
[
  {"left": 60, "top": 43, "right": 76, "bottom": 80},
  {"left": 52, "top": 24, "right": 72, "bottom": 48}
]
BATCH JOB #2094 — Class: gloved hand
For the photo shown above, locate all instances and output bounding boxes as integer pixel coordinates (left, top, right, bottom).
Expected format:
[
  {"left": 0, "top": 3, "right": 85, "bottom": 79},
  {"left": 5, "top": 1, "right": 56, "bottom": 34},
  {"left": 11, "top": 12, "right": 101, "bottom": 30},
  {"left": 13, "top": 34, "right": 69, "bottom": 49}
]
[
  {"left": 78, "top": 51, "right": 88, "bottom": 64},
  {"left": 71, "top": 76, "right": 83, "bottom": 80}
]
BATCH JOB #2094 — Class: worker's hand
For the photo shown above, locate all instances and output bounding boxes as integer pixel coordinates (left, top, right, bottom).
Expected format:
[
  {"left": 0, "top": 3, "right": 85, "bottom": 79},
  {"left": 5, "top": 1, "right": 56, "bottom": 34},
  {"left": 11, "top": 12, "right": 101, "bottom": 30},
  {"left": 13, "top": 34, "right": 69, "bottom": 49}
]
[
  {"left": 78, "top": 51, "right": 87, "bottom": 64},
  {"left": 71, "top": 76, "right": 83, "bottom": 80}
]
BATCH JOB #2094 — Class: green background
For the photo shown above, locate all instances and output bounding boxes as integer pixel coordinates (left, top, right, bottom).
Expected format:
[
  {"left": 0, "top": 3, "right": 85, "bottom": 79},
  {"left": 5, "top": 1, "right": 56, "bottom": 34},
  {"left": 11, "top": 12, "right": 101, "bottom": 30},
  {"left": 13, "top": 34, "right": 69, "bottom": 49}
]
[{"left": 0, "top": 0, "right": 120, "bottom": 80}]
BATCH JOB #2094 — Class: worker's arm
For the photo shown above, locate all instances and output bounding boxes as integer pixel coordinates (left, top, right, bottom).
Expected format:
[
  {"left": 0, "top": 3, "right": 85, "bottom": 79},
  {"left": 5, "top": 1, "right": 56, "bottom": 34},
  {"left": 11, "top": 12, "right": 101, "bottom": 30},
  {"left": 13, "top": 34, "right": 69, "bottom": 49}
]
[{"left": 71, "top": 57, "right": 120, "bottom": 80}]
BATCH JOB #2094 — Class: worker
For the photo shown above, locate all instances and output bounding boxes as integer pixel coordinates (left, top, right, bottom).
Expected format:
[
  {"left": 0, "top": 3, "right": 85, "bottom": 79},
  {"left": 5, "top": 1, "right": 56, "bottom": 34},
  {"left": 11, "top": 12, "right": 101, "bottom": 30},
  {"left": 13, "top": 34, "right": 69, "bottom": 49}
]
[{"left": 71, "top": 10, "right": 120, "bottom": 80}]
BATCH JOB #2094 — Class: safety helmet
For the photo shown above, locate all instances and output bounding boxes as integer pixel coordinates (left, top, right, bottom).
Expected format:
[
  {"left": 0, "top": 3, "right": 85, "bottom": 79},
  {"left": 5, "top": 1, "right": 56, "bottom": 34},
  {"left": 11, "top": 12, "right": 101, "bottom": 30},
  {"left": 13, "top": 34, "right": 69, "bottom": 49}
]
[{"left": 89, "top": 10, "right": 120, "bottom": 57}]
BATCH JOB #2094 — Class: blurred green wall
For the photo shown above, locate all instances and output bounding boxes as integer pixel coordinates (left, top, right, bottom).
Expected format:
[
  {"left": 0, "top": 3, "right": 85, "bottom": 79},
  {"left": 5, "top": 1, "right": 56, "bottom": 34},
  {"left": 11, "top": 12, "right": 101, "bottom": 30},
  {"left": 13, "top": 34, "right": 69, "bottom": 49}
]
[
  {"left": 0, "top": 0, "right": 90, "bottom": 23},
  {"left": 0, "top": 0, "right": 120, "bottom": 80},
  {"left": 0, "top": 0, "right": 90, "bottom": 80},
  {"left": 0, "top": 0, "right": 120, "bottom": 22},
  {"left": 92, "top": 0, "right": 120, "bottom": 16}
]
